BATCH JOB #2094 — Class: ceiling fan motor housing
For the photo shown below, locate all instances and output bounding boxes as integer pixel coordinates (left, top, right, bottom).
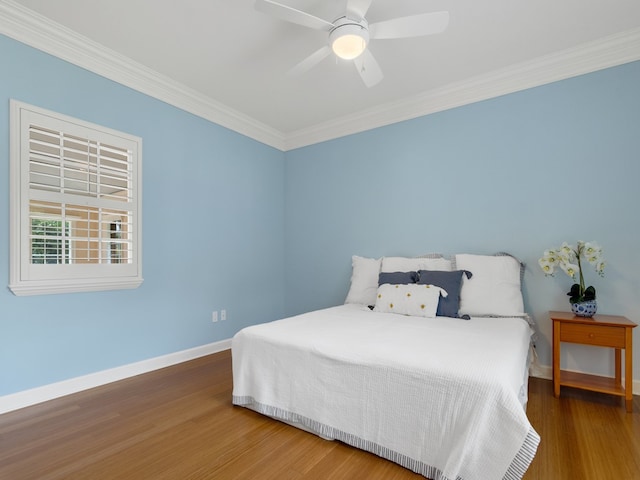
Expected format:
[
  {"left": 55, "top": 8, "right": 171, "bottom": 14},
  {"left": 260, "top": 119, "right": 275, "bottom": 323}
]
[{"left": 329, "top": 17, "right": 370, "bottom": 59}]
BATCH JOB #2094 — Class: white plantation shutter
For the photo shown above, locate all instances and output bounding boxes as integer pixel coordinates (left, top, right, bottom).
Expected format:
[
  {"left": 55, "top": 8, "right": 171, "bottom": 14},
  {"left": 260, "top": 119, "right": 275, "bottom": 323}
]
[
  {"left": 29, "top": 126, "right": 132, "bottom": 201},
  {"left": 10, "top": 100, "right": 143, "bottom": 295},
  {"left": 28, "top": 126, "right": 134, "bottom": 265}
]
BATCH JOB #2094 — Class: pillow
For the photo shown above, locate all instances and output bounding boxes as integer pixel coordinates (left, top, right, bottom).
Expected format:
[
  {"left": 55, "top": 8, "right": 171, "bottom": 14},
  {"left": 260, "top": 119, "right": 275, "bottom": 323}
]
[
  {"left": 417, "top": 270, "right": 472, "bottom": 318},
  {"left": 381, "top": 255, "right": 452, "bottom": 273},
  {"left": 378, "top": 271, "right": 418, "bottom": 285},
  {"left": 344, "top": 256, "right": 381, "bottom": 306},
  {"left": 416, "top": 253, "right": 453, "bottom": 271},
  {"left": 454, "top": 253, "right": 525, "bottom": 316},
  {"left": 374, "top": 284, "right": 448, "bottom": 318}
]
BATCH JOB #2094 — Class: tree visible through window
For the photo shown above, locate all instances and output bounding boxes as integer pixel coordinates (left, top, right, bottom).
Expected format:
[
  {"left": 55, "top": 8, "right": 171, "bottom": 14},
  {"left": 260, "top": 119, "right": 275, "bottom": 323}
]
[
  {"left": 30, "top": 218, "right": 70, "bottom": 264},
  {"left": 109, "top": 219, "right": 123, "bottom": 264}
]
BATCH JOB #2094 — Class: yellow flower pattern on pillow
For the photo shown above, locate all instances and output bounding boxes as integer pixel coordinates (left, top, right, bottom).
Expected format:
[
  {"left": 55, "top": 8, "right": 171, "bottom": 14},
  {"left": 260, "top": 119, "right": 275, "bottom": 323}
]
[{"left": 373, "top": 283, "right": 448, "bottom": 318}]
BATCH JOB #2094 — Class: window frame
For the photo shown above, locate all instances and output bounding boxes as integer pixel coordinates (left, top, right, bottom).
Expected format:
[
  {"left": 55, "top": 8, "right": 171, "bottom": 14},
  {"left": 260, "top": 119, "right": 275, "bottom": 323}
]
[{"left": 9, "top": 100, "right": 143, "bottom": 296}]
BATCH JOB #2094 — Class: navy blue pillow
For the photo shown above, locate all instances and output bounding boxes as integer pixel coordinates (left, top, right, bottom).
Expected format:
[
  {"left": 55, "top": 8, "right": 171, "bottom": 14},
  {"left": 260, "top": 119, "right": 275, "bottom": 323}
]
[
  {"left": 378, "top": 271, "right": 418, "bottom": 285},
  {"left": 416, "top": 270, "right": 472, "bottom": 319}
]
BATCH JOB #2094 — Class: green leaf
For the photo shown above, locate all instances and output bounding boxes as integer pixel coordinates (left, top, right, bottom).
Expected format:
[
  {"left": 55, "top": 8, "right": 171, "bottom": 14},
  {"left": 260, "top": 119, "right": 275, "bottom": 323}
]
[
  {"left": 567, "top": 283, "right": 583, "bottom": 303},
  {"left": 567, "top": 283, "right": 581, "bottom": 296},
  {"left": 583, "top": 286, "right": 596, "bottom": 301}
]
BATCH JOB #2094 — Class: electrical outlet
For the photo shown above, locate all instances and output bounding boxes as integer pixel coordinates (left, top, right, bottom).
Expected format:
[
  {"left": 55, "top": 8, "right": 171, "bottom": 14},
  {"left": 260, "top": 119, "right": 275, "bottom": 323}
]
[
  {"left": 212, "top": 311, "right": 218, "bottom": 323},
  {"left": 221, "top": 309, "right": 227, "bottom": 321}
]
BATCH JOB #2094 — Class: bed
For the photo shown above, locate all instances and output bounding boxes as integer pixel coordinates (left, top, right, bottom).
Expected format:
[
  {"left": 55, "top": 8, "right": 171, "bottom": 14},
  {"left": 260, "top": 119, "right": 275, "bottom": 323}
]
[{"left": 232, "top": 253, "right": 540, "bottom": 480}]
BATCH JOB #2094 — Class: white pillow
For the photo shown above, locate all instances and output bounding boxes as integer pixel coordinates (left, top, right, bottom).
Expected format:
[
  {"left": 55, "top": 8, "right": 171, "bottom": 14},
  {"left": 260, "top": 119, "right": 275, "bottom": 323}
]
[
  {"left": 455, "top": 253, "right": 524, "bottom": 316},
  {"left": 344, "top": 256, "right": 381, "bottom": 306},
  {"left": 417, "top": 253, "right": 453, "bottom": 271},
  {"left": 374, "top": 283, "right": 447, "bottom": 318},
  {"left": 381, "top": 255, "right": 452, "bottom": 273}
]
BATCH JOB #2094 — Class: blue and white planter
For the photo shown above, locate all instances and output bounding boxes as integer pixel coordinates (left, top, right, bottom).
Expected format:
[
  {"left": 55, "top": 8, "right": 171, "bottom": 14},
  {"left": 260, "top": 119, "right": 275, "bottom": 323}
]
[{"left": 571, "top": 299, "right": 597, "bottom": 317}]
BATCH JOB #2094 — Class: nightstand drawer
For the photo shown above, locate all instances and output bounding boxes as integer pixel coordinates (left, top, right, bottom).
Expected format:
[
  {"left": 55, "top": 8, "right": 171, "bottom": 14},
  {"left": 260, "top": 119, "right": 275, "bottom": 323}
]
[{"left": 560, "top": 323, "right": 626, "bottom": 348}]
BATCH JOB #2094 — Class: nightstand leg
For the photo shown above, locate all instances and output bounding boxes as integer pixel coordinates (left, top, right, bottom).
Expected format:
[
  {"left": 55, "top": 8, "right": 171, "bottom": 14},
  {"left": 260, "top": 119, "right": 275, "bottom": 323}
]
[
  {"left": 625, "top": 333, "right": 633, "bottom": 413},
  {"left": 615, "top": 349, "right": 622, "bottom": 386},
  {"left": 553, "top": 320, "right": 560, "bottom": 397}
]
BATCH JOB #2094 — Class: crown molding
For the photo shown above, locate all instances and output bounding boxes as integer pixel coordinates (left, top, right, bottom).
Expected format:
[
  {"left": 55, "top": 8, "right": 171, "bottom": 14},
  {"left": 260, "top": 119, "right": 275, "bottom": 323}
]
[
  {"left": 0, "top": 0, "right": 286, "bottom": 150},
  {"left": 2, "top": 0, "right": 639, "bottom": 152},
  {"left": 284, "top": 27, "right": 640, "bottom": 151}
]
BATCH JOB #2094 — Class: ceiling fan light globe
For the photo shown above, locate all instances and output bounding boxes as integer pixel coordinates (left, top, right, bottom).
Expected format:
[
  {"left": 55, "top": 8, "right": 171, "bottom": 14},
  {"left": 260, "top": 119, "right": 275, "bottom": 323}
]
[
  {"left": 332, "top": 34, "right": 367, "bottom": 59},
  {"left": 329, "top": 23, "right": 369, "bottom": 60}
]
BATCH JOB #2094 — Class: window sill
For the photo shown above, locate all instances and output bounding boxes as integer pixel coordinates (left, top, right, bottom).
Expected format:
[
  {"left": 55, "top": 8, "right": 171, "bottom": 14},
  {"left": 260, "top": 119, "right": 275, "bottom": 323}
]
[{"left": 9, "top": 277, "right": 143, "bottom": 296}]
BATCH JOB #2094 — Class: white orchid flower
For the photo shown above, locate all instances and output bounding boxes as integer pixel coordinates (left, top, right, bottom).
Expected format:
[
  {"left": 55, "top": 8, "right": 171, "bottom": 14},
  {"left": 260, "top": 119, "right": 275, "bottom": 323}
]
[
  {"left": 540, "top": 241, "right": 605, "bottom": 303},
  {"left": 542, "top": 250, "right": 559, "bottom": 265},
  {"left": 538, "top": 258, "right": 555, "bottom": 276},
  {"left": 584, "top": 242, "right": 602, "bottom": 263},
  {"left": 560, "top": 262, "right": 579, "bottom": 280}
]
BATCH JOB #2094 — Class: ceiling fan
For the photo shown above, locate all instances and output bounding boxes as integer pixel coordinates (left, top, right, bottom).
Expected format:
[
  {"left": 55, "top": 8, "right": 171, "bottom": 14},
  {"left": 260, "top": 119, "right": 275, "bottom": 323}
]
[{"left": 255, "top": 0, "right": 449, "bottom": 87}]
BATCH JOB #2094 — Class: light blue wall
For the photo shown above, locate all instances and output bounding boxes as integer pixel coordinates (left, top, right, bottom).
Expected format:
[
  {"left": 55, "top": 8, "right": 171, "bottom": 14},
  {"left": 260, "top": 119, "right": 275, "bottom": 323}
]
[
  {"left": 284, "top": 61, "right": 640, "bottom": 376},
  {"left": 2, "top": 30, "right": 639, "bottom": 398},
  {"left": 0, "top": 35, "right": 286, "bottom": 396}
]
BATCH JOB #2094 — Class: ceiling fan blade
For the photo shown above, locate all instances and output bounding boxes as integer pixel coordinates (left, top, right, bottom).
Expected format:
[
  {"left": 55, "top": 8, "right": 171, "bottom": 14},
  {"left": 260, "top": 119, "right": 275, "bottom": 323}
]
[
  {"left": 255, "top": 0, "right": 334, "bottom": 31},
  {"left": 346, "top": 0, "right": 373, "bottom": 20},
  {"left": 354, "top": 49, "right": 383, "bottom": 87},
  {"left": 369, "top": 11, "right": 449, "bottom": 39},
  {"left": 288, "top": 46, "right": 332, "bottom": 76}
]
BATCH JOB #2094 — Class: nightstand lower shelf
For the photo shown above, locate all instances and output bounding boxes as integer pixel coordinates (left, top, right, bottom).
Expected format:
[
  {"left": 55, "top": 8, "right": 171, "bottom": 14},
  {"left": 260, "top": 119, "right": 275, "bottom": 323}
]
[{"left": 558, "top": 370, "right": 625, "bottom": 397}]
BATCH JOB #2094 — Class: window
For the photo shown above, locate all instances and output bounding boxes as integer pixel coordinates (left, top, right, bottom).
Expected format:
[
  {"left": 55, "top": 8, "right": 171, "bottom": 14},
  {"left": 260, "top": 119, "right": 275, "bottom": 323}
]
[{"left": 9, "top": 100, "right": 143, "bottom": 295}]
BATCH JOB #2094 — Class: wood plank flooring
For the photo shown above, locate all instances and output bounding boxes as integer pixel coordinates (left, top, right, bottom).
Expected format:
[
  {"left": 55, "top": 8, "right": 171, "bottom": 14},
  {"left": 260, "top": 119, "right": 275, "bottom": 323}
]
[{"left": 1, "top": 350, "right": 638, "bottom": 479}]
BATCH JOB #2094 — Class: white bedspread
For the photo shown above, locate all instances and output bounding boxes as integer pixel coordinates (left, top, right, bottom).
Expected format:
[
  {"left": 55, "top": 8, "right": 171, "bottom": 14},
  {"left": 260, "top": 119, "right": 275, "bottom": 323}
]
[{"left": 232, "top": 304, "right": 539, "bottom": 480}]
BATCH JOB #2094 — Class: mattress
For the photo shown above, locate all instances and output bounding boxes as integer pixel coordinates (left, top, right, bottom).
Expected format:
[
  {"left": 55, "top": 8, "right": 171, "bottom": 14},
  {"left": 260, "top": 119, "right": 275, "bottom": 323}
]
[{"left": 232, "top": 304, "right": 539, "bottom": 480}]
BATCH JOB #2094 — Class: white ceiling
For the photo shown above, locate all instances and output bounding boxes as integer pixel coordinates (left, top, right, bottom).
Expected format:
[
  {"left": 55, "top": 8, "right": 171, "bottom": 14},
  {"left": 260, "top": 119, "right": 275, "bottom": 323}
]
[{"left": 3, "top": 0, "right": 640, "bottom": 150}]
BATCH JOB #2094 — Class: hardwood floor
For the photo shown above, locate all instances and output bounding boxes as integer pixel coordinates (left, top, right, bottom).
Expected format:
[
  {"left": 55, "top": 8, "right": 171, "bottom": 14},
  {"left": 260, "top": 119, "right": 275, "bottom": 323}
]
[{"left": 1, "top": 350, "right": 638, "bottom": 479}]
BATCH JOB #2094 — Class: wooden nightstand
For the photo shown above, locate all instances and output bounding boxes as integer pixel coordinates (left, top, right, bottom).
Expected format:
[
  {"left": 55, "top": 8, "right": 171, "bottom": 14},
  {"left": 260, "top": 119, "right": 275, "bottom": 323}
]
[{"left": 550, "top": 311, "right": 637, "bottom": 412}]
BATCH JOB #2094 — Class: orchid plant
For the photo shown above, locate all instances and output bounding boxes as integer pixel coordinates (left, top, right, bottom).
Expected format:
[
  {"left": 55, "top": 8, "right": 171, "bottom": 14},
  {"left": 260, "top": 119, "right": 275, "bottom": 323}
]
[{"left": 539, "top": 241, "right": 605, "bottom": 304}]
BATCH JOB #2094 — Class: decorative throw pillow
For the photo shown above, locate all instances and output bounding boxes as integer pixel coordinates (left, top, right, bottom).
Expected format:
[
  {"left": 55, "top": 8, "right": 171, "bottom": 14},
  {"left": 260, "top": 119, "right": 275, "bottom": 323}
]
[
  {"left": 381, "top": 256, "right": 452, "bottom": 273},
  {"left": 378, "top": 271, "right": 418, "bottom": 285},
  {"left": 417, "top": 270, "right": 472, "bottom": 318},
  {"left": 454, "top": 253, "right": 525, "bottom": 316},
  {"left": 374, "top": 283, "right": 448, "bottom": 318},
  {"left": 344, "top": 256, "right": 381, "bottom": 306}
]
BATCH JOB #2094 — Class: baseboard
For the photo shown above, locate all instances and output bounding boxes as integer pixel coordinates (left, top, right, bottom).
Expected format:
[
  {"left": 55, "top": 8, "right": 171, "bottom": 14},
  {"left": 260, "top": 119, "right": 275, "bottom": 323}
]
[
  {"left": 531, "top": 363, "right": 640, "bottom": 396},
  {"left": 0, "top": 339, "right": 232, "bottom": 415},
  {"left": 2, "top": 346, "right": 636, "bottom": 415}
]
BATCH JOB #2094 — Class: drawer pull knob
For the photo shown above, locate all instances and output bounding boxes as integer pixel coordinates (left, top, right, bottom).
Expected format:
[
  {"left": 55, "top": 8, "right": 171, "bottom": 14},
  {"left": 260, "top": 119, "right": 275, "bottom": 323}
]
[{"left": 589, "top": 333, "right": 595, "bottom": 338}]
